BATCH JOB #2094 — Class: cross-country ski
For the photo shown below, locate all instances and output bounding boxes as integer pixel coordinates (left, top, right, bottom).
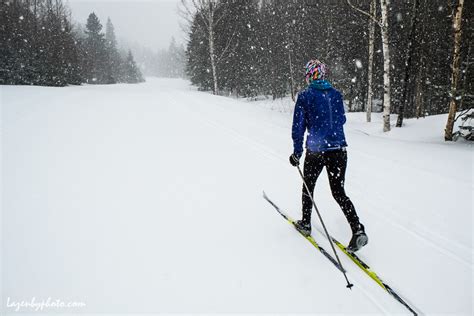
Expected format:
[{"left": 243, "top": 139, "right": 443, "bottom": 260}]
[{"left": 263, "top": 192, "right": 419, "bottom": 315}]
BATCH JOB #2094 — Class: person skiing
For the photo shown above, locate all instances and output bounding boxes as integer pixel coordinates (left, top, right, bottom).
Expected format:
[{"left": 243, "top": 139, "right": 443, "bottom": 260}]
[{"left": 289, "top": 59, "right": 368, "bottom": 253}]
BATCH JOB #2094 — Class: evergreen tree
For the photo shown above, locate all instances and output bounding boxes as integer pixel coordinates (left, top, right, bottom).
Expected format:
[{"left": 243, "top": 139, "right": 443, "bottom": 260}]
[
  {"left": 41, "top": 3, "right": 68, "bottom": 86},
  {"left": 0, "top": 0, "right": 82, "bottom": 86},
  {"left": 217, "top": 0, "right": 260, "bottom": 97},
  {"left": 105, "top": 17, "right": 121, "bottom": 83},
  {"left": 61, "top": 17, "right": 83, "bottom": 85},
  {"left": 0, "top": 1, "right": 33, "bottom": 84},
  {"left": 123, "top": 50, "right": 144, "bottom": 83},
  {"left": 167, "top": 37, "right": 186, "bottom": 78},
  {"left": 186, "top": 16, "right": 213, "bottom": 90},
  {"left": 84, "top": 12, "right": 108, "bottom": 83}
]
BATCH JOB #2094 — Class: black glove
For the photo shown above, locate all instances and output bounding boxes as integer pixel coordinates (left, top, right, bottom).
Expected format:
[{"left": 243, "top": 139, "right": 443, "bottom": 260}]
[{"left": 289, "top": 154, "right": 300, "bottom": 166}]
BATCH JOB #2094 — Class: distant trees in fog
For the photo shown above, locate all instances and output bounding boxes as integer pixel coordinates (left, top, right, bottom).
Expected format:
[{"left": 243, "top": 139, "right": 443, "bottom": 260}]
[
  {"left": 0, "top": 0, "right": 144, "bottom": 86},
  {"left": 131, "top": 37, "right": 186, "bottom": 79}
]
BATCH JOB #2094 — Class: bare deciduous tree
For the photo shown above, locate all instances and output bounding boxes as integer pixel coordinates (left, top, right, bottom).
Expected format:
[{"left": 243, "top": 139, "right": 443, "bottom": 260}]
[
  {"left": 347, "top": 0, "right": 392, "bottom": 131},
  {"left": 181, "top": 0, "right": 234, "bottom": 95},
  {"left": 366, "top": 0, "right": 375, "bottom": 123}
]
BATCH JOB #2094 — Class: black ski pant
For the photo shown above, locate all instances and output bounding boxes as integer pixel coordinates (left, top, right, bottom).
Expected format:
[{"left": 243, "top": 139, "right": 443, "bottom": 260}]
[{"left": 301, "top": 148, "right": 360, "bottom": 232}]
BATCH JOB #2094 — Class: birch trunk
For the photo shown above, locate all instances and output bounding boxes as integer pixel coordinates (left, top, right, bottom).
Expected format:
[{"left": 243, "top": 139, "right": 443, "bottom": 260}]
[
  {"left": 207, "top": 3, "right": 218, "bottom": 95},
  {"left": 380, "top": 0, "right": 391, "bottom": 132},
  {"left": 209, "top": 24, "right": 218, "bottom": 95},
  {"left": 444, "top": 0, "right": 464, "bottom": 140},
  {"left": 366, "top": 0, "right": 375, "bottom": 123}
]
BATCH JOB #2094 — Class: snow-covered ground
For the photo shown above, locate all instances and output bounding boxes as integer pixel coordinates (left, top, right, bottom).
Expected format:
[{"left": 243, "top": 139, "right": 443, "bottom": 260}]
[{"left": 2, "top": 78, "right": 472, "bottom": 314}]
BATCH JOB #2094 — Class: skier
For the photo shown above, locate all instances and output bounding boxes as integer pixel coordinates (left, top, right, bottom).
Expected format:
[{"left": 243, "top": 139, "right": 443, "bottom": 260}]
[{"left": 289, "top": 59, "right": 368, "bottom": 253}]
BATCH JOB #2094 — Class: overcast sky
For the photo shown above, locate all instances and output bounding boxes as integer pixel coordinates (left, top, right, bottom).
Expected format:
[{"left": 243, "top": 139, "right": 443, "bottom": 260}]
[{"left": 66, "top": 0, "right": 185, "bottom": 51}]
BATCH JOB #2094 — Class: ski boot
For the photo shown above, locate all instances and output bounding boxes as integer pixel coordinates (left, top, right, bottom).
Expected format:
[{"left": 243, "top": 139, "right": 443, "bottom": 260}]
[
  {"left": 347, "top": 223, "right": 368, "bottom": 253},
  {"left": 294, "top": 220, "right": 311, "bottom": 237}
]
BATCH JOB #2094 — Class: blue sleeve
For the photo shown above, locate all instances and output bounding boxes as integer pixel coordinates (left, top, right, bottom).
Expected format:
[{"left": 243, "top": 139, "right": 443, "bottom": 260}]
[
  {"left": 341, "top": 100, "right": 347, "bottom": 125},
  {"left": 337, "top": 91, "right": 347, "bottom": 125},
  {"left": 292, "top": 94, "right": 306, "bottom": 158}
]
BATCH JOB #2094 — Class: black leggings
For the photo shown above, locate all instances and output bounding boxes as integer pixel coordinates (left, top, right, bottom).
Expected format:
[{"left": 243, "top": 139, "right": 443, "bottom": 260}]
[{"left": 301, "top": 149, "right": 360, "bottom": 231}]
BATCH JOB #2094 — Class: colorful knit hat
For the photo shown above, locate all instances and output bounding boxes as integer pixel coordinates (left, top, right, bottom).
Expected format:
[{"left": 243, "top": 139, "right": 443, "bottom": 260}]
[{"left": 305, "top": 59, "right": 328, "bottom": 83}]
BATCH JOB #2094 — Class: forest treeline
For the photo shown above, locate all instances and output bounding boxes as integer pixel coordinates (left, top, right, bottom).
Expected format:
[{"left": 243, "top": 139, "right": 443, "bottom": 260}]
[
  {"left": 0, "top": 0, "right": 143, "bottom": 86},
  {"left": 185, "top": 0, "right": 473, "bottom": 119}
]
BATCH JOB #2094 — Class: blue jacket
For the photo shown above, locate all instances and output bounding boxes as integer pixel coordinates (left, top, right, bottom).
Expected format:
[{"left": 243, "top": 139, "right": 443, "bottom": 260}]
[{"left": 292, "top": 80, "right": 347, "bottom": 157}]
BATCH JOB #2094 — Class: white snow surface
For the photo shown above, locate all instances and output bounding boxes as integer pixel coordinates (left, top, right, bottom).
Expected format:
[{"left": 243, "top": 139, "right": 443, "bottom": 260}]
[{"left": 2, "top": 78, "right": 473, "bottom": 314}]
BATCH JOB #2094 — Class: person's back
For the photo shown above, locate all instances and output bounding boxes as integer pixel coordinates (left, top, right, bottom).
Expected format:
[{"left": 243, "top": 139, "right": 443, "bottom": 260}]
[{"left": 293, "top": 80, "right": 347, "bottom": 155}]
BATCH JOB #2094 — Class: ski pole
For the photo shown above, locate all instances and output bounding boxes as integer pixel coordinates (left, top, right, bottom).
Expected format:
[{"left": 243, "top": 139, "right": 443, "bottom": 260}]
[{"left": 296, "top": 164, "right": 353, "bottom": 289}]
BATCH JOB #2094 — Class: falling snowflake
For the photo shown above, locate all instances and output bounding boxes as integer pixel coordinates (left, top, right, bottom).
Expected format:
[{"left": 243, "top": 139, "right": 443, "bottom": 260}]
[{"left": 355, "top": 60, "right": 362, "bottom": 69}]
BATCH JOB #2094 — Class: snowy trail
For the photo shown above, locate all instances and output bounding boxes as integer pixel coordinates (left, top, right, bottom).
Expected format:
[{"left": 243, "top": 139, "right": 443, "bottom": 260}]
[
  {"left": 2, "top": 78, "right": 472, "bottom": 314},
  {"left": 175, "top": 84, "right": 472, "bottom": 314}
]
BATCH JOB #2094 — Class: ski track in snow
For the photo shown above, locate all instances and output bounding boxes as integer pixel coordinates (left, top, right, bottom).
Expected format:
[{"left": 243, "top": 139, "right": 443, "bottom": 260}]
[
  {"left": 350, "top": 180, "right": 472, "bottom": 269},
  {"left": 2, "top": 78, "right": 472, "bottom": 315}
]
